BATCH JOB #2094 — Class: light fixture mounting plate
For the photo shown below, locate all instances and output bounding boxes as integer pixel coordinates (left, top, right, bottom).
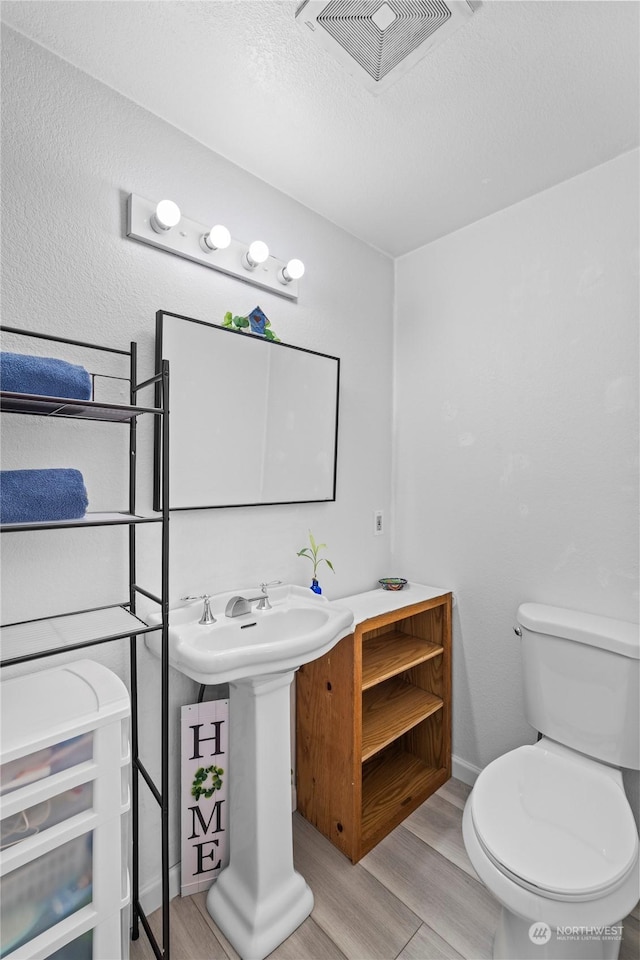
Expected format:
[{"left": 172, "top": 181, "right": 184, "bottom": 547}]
[{"left": 126, "top": 194, "right": 300, "bottom": 301}]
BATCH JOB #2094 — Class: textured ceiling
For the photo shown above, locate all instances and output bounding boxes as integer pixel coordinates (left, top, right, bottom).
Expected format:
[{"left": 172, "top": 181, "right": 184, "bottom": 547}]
[{"left": 2, "top": 0, "right": 638, "bottom": 256}]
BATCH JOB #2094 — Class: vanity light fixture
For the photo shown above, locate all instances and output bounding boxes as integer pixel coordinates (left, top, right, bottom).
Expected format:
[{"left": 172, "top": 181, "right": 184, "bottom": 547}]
[
  {"left": 127, "top": 194, "right": 303, "bottom": 301},
  {"left": 243, "top": 240, "right": 270, "bottom": 270},
  {"left": 279, "top": 258, "right": 305, "bottom": 284},
  {"left": 150, "top": 199, "right": 181, "bottom": 233},
  {"left": 200, "top": 224, "right": 231, "bottom": 254}
]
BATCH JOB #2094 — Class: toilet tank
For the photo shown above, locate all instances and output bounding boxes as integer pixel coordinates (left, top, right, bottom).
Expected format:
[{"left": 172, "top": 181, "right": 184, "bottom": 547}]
[{"left": 517, "top": 603, "right": 640, "bottom": 769}]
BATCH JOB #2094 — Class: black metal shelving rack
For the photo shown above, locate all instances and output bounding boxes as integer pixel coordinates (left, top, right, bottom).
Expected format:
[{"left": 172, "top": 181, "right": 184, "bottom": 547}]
[{"left": 0, "top": 326, "right": 172, "bottom": 960}]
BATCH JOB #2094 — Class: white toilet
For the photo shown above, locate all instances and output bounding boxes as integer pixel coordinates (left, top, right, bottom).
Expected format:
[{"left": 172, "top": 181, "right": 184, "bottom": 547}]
[{"left": 462, "top": 603, "right": 640, "bottom": 960}]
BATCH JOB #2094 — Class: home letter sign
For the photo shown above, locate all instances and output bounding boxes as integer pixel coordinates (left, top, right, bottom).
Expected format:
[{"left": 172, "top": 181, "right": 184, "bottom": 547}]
[{"left": 180, "top": 698, "right": 229, "bottom": 896}]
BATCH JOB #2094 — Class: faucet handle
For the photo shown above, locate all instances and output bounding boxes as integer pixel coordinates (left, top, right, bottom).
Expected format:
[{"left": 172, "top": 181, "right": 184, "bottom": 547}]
[
  {"left": 181, "top": 595, "right": 216, "bottom": 624},
  {"left": 259, "top": 580, "right": 282, "bottom": 593},
  {"left": 256, "top": 580, "right": 282, "bottom": 611}
]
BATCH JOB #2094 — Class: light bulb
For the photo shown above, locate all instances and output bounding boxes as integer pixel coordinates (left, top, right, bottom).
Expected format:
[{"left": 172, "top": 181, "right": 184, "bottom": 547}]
[
  {"left": 150, "top": 199, "right": 181, "bottom": 233},
  {"left": 279, "top": 258, "right": 305, "bottom": 283},
  {"left": 243, "top": 240, "right": 269, "bottom": 269},
  {"left": 201, "top": 224, "right": 231, "bottom": 253}
]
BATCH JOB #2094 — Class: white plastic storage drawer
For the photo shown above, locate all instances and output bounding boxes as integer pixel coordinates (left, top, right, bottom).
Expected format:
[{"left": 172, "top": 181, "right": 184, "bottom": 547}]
[
  {"left": 2, "top": 781, "right": 94, "bottom": 847},
  {"left": 1, "top": 735, "right": 94, "bottom": 796},
  {"left": 0, "top": 661, "right": 130, "bottom": 960},
  {"left": 1, "top": 832, "right": 93, "bottom": 954}
]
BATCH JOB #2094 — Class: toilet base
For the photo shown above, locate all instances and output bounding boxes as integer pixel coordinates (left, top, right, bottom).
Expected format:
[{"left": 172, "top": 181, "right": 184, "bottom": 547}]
[{"left": 493, "top": 907, "right": 623, "bottom": 960}]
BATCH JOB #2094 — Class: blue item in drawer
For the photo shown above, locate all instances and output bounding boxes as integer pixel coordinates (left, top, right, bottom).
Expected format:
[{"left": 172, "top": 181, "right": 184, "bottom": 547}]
[
  {"left": 0, "top": 834, "right": 93, "bottom": 956},
  {"left": 47, "top": 930, "right": 93, "bottom": 960}
]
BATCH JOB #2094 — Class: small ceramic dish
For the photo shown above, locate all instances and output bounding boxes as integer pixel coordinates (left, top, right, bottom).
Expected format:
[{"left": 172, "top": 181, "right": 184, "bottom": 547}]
[{"left": 378, "top": 578, "right": 408, "bottom": 591}]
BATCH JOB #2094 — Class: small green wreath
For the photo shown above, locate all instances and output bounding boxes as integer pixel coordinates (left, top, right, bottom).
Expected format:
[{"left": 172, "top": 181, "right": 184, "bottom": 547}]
[{"left": 191, "top": 765, "right": 224, "bottom": 801}]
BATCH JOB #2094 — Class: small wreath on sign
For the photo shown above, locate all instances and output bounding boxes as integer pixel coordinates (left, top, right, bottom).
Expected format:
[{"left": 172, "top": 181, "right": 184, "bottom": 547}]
[{"left": 191, "top": 765, "right": 224, "bottom": 801}]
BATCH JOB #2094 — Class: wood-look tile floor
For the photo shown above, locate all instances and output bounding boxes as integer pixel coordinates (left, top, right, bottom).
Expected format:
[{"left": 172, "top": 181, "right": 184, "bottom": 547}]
[{"left": 131, "top": 778, "right": 640, "bottom": 960}]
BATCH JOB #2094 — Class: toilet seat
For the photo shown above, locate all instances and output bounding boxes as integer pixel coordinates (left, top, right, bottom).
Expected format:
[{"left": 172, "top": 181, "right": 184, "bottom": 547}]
[{"left": 470, "top": 744, "right": 638, "bottom": 902}]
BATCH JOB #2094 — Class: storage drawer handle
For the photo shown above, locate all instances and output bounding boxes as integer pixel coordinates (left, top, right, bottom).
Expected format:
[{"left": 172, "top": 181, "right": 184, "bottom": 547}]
[{"left": 121, "top": 867, "right": 131, "bottom": 906}]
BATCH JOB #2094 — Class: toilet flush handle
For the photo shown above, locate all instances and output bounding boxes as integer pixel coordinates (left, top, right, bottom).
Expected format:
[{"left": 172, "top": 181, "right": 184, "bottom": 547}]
[{"left": 513, "top": 626, "right": 522, "bottom": 637}]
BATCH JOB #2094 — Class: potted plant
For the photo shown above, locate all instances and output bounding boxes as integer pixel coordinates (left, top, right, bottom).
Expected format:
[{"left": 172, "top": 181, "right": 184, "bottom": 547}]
[{"left": 297, "top": 530, "right": 334, "bottom": 594}]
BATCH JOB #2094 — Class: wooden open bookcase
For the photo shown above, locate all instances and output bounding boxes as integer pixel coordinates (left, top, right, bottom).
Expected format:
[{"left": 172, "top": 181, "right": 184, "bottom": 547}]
[{"left": 296, "top": 590, "right": 451, "bottom": 863}]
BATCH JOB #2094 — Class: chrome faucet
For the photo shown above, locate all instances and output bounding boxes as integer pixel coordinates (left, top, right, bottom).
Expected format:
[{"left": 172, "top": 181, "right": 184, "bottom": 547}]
[
  {"left": 181, "top": 594, "right": 216, "bottom": 624},
  {"left": 225, "top": 595, "right": 262, "bottom": 618},
  {"left": 225, "top": 581, "right": 282, "bottom": 618}
]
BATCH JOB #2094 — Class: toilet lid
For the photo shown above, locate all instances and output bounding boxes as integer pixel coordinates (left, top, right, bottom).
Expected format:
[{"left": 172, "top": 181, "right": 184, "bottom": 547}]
[{"left": 471, "top": 745, "right": 638, "bottom": 900}]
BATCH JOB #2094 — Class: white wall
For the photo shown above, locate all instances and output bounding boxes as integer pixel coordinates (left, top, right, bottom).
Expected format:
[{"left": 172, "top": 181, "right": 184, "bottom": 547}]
[
  {"left": 393, "top": 149, "right": 639, "bottom": 781},
  {"left": 1, "top": 26, "right": 394, "bottom": 894}
]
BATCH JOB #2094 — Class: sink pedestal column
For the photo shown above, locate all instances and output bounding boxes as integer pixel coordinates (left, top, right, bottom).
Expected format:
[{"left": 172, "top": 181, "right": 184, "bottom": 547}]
[{"left": 206, "top": 670, "right": 313, "bottom": 960}]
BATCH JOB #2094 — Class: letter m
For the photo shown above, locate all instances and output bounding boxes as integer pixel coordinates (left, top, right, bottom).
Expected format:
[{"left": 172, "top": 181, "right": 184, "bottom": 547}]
[{"left": 188, "top": 799, "right": 225, "bottom": 839}]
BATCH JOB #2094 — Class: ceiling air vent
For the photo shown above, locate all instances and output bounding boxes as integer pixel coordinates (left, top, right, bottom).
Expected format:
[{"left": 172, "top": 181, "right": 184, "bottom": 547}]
[{"left": 295, "top": 0, "right": 482, "bottom": 94}]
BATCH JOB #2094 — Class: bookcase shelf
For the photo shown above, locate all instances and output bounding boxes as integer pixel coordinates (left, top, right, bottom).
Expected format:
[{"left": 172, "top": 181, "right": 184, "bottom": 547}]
[
  {"left": 362, "top": 679, "right": 443, "bottom": 761},
  {"left": 362, "top": 632, "right": 444, "bottom": 689}
]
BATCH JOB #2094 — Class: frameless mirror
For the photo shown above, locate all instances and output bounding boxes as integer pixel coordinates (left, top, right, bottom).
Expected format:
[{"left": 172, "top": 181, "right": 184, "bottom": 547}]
[{"left": 154, "top": 311, "right": 339, "bottom": 509}]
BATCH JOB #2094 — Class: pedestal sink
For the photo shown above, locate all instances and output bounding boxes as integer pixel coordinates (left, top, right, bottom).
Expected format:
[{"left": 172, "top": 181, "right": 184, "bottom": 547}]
[{"left": 145, "top": 585, "right": 354, "bottom": 960}]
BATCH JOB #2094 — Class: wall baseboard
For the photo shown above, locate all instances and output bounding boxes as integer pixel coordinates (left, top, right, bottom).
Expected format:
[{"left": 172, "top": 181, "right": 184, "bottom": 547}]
[
  {"left": 137, "top": 862, "right": 181, "bottom": 917},
  {"left": 452, "top": 753, "right": 482, "bottom": 786}
]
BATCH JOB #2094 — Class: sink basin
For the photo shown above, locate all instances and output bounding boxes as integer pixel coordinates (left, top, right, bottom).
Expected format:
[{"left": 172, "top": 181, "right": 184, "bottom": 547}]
[{"left": 145, "top": 584, "right": 354, "bottom": 684}]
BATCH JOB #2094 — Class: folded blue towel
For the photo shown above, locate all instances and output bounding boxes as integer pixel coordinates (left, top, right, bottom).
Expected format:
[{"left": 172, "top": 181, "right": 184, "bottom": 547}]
[
  {"left": 0, "top": 469, "right": 88, "bottom": 524},
  {"left": 0, "top": 352, "right": 92, "bottom": 400}
]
